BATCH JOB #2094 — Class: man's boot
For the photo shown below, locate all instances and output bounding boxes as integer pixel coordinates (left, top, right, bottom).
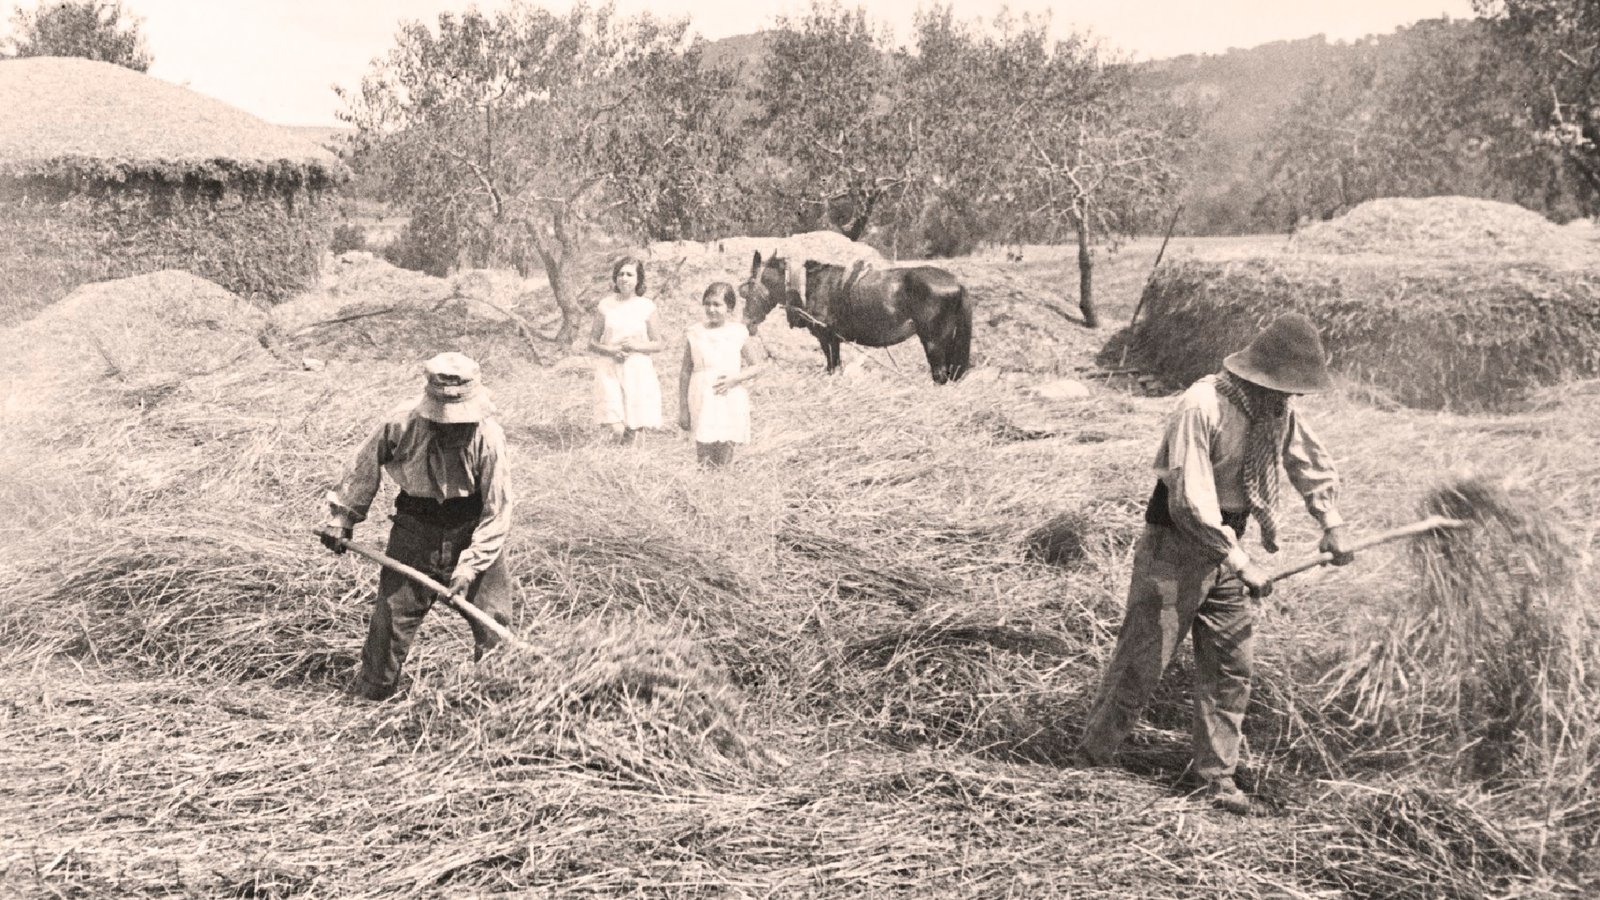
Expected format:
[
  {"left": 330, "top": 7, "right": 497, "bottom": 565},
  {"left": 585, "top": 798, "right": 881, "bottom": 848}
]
[{"left": 1205, "top": 777, "right": 1251, "bottom": 815}]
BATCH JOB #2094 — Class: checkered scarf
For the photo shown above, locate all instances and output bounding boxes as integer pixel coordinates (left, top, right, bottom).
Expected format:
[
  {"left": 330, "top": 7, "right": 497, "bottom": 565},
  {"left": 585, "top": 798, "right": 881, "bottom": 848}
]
[{"left": 1211, "top": 371, "right": 1288, "bottom": 553}]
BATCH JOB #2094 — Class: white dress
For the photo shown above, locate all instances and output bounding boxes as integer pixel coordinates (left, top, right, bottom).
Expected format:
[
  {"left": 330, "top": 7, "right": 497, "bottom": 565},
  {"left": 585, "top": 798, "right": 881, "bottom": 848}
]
[
  {"left": 686, "top": 323, "right": 751, "bottom": 444},
  {"left": 593, "top": 294, "right": 663, "bottom": 429}
]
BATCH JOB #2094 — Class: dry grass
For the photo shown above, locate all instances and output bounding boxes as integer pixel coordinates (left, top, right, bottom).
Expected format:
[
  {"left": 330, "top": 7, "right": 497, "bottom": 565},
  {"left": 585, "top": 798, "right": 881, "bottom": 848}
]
[
  {"left": 2, "top": 249, "right": 1598, "bottom": 896},
  {"left": 0, "top": 57, "right": 343, "bottom": 181}
]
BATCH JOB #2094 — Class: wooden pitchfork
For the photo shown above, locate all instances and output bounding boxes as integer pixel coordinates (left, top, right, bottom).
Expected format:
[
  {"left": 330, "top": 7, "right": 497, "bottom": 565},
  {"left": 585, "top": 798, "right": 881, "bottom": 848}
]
[
  {"left": 313, "top": 528, "right": 535, "bottom": 653},
  {"left": 1267, "top": 515, "right": 1470, "bottom": 585}
]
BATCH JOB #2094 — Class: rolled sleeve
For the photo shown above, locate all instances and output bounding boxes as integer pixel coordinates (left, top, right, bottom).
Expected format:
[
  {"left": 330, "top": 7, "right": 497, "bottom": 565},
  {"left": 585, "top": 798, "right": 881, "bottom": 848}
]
[
  {"left": 1282, "top": 408, "right": 1342, "bottom": 529},
  {"left": 326, "top": 422, "right": 395, "bottom": 526}
]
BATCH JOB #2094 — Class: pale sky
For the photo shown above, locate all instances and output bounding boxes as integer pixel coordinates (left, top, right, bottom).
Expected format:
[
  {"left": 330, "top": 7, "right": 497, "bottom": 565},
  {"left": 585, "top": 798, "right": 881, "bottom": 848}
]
[{"left": 6, "top": 0, "right": 1479, "bottom": 126}]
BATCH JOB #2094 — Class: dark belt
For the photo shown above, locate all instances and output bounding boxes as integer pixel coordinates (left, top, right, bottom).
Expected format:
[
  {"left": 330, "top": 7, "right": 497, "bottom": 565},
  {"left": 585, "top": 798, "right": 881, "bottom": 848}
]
[
  {"left": 395, "top": 491, "right": 483, "bottom": 528},
  {"left": 1145, "top": 480, "right": 1248, "bottom": 538}
]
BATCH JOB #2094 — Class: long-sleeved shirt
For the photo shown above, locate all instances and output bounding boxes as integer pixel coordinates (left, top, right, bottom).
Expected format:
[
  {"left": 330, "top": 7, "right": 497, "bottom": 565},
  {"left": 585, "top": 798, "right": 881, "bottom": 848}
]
[
  {"left": 326, "top": 403, "right": 513, "bottom": 578},
  {"left": 1153, "top": 376, "right": 1342, "bottom": 572}
]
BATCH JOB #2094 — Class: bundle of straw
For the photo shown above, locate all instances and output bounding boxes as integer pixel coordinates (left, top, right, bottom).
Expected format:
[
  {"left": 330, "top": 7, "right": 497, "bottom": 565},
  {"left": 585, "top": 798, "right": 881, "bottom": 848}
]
[
  {"left": 395, "top": 617, "right": 763, "bottom": 787},
  {"left": 1325, "top": 477, "right": 1593, "bottom": 778},
  {"left": 819, "top": 619, "right": 1085, "bottom": 763},
  {"left": 1311, "top": 783, "right": 1540, "bottom": 898}
]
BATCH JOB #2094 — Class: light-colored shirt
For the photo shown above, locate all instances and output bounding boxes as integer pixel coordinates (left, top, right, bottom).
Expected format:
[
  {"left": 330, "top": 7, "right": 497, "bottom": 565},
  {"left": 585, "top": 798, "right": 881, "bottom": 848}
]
[
  {"left": 326, "top": 403, "right": 513, "bottom": 578},
  {"left": 1153, "top": 377, "right": 1342, "bottom": 572}
]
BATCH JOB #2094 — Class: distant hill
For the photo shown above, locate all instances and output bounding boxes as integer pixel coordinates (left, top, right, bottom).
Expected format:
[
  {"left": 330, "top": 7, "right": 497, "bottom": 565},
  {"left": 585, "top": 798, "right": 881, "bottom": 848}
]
[
  {"left": 699, "top": 30, "right": 769, "bottom": 72},
  {"left": 283, "top": 124, "right": 354, "bottom": 154},
  {"left": 1135, "top": 35, "right": 1353, "bottom": 234},
  {"left": 697, "top": 28, "right": 1386, "bottom": 236}
]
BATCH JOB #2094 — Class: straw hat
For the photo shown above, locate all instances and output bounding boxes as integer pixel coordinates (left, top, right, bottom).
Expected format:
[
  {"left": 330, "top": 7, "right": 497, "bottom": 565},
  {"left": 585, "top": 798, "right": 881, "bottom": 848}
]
[
  {"left": 415, "top": 352, "right": 494, "bottom": 423},
  {"left": 1223, "top": 313, "right": 1334, "bottom": 394}
]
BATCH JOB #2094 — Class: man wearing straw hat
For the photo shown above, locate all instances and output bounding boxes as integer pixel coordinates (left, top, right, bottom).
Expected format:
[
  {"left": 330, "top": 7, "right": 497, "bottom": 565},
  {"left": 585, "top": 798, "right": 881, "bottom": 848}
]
[
  {"left": 1076, "top": 313, "right": 1355, "bottom": 815},
  {"left": 317, "top": 352, "right": 514, "bottom": 701}
]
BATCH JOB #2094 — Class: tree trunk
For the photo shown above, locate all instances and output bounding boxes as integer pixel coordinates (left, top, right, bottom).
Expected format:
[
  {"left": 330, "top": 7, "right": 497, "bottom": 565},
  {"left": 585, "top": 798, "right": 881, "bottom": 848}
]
[
  {"left": 1076, "top": 220, "right": 1098, "bottom": 329},
  {"left": 525, "top": 209, "right": 585, "bottom": 345},
  {"left": 539, "top": 250, "right": 583, "bottom": 345}
]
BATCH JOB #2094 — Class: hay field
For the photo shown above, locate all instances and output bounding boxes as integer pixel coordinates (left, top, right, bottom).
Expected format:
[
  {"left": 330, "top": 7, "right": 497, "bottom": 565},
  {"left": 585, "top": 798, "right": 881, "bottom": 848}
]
[{"left": 1, "top": 236, "right": 1596, "bottom": 898}]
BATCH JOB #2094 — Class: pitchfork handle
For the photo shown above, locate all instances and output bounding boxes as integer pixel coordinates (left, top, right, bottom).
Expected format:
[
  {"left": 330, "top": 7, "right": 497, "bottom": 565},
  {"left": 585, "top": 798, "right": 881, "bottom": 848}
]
[
  {"left": 1267, "top": 516, "right": 1470, "bottom": 584},
  {"left": 313, "top": 529, "right": 532, "bottom": 651}
]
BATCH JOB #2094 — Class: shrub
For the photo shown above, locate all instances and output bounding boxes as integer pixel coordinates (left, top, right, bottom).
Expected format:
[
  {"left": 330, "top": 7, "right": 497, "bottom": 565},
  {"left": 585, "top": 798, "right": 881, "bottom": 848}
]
[{"left": 329, "top": 222, "right": 367, "bottom": 254}]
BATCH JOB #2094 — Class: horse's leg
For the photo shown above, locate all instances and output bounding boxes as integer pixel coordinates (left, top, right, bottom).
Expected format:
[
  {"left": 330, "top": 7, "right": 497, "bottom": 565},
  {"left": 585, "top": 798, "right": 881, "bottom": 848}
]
[
  {"left": 815, "top": 329, "right": 842, "bottom": 375},
  {"left": 918, "top": 331, "right": 948, "bottom": 385}
]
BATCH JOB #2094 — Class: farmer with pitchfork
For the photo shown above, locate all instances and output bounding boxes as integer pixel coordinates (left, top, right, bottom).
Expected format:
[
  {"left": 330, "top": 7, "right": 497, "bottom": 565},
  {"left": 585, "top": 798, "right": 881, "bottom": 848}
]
[
  {"left": 317, "top": 352, "right": 514, "bottom": 701},
  {"left": 1075, "top": 313, "right": 1356, "bottom": 815}
]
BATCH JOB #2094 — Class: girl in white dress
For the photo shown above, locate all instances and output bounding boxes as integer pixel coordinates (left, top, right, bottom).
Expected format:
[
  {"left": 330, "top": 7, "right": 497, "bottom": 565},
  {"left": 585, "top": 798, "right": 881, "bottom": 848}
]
[
  {"left": 589, "top": 256, "right": 664, "bottom": 444},
  {"left": 678, "top": 282, "right": 766, "bottom": 466}
]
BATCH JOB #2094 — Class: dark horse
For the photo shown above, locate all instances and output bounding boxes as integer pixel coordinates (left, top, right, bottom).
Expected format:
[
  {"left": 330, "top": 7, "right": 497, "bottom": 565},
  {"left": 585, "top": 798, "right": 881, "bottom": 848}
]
[{"left": 737, "top": 252, "right": 972, "bottom": 384}]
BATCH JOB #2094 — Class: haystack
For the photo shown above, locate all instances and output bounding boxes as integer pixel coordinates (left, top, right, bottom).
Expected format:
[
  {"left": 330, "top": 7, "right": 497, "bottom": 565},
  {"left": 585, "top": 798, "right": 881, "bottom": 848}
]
[
  {"left": 0, "top": 57, "right": 347, "bottom": 323},
  {"left": 1291, "top": 196, "right": 1594, "bottom": 258},
  {"left": 1126, "top": 198, "right": 1600, "bottom": 411}
]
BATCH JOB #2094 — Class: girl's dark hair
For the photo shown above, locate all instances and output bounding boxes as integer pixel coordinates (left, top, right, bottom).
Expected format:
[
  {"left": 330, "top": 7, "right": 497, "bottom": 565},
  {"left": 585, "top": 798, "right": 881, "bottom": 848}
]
[
  {"left": 702, "top": 281, "right": 737, "bottom": 310},
  {"left": 612, "top": 256, "right": 647, "bottom": 296}
]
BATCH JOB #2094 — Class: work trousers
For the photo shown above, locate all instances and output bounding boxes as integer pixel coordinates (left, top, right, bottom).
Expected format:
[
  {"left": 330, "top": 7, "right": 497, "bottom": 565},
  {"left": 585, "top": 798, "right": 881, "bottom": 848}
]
[
  {"left": 352, "top": 511, "right": 512, "bottom": 701},
  {"left": 1078, "top": 523, "right": 1255, "bottom": 782}
]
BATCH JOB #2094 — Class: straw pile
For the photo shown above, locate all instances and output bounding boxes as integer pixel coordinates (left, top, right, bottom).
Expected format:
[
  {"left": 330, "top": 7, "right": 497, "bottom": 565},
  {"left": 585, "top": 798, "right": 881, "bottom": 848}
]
[
  {"left": 0, "top": 58, "right": 343, "bottom": 323},
  {"left": 6, "top": 270, "right": 269, "bottom": 381},
  {"left": 399, "top": 618, "right": 762, "bottom": 786},
  {"left": 821, "top": 619, "right": 1082, "bottom": 761},
  {"left": 1291, "top": 196, "right": 1593, "bottom": 258},
  {"left": 1322, "top": 476, "right": 1596, "bottom": 778},
  {"left": 1127, "top": 218, "right": 1600, "bottom": 411},
  {"left": 0, "top": 57, "right": 341, "bottom": 181}
]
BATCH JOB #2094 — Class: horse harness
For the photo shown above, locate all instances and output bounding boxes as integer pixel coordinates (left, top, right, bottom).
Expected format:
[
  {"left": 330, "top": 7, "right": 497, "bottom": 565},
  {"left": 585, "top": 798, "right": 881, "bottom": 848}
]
[{"left": 779, "top": 259, "right": 870, "bottom": 335}]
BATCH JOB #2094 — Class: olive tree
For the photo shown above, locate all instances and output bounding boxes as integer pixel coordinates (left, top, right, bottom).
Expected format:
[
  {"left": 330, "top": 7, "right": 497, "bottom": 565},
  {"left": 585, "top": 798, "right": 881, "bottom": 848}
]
[
  {"left": 1476, "top": 0, "right": 1600, "bottom": 205},
  {"left": 338, "top": 2, "right": 744, "bottom": 343},
  {"left": 975, "top": 23, "right": 1193, "bottom": 327},
  {"left": 752, "top": 2, "right": 916, "bottom": 240},
  {"left": 6, "top": 0, "right": 151, "bottom": 70}
]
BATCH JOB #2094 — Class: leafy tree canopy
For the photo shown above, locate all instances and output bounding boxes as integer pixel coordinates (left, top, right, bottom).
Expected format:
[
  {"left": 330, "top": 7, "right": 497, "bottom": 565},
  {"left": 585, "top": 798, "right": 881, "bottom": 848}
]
[
  {"left": 6, "top": 0, "right": 151, "bottom": 71},
  {"left": 339, "top": 1, "right": 745, "bottom": 341}
]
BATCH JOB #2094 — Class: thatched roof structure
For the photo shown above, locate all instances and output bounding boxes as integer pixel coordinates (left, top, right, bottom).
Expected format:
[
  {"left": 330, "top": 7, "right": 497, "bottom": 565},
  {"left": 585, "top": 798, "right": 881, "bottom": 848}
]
[{"left": 0, "top": 57, "right": 345, "bottom": 183}]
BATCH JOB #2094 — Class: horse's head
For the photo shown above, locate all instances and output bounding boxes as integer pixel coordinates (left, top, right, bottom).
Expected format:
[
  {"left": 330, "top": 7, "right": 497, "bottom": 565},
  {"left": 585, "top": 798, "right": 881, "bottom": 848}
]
[{"left": 737, "top": 251, "right": 791, "bottom": 332}]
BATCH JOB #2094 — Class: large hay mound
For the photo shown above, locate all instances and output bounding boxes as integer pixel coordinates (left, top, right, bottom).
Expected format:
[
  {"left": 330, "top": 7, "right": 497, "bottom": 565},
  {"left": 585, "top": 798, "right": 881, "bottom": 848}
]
[
  {"left": 0, "top": 57, "right": 341, "bottom": 180},
  {"left": 1291, "top": 196, "right": 1589, "bottom": 258},
  {"left": 1126, "top": 239, "right": 1600, "bottom": 412},
  {"left": 5, "top": 270, "right": 267, "bottom": 377}
]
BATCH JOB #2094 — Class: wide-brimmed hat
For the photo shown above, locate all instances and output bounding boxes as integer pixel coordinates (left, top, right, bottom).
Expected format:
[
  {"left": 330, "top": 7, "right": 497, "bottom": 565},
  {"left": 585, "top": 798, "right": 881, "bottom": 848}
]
[
  {"left": 415, "top": 352, "right": 495, "bottom": 423},
  {"left": 1223, "top": 313, "right": 1334, "bottom": 394}
]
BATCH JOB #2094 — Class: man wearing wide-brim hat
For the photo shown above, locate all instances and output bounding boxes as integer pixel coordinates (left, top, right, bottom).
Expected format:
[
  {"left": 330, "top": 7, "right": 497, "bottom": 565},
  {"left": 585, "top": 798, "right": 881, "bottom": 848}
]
[
  {"left": 317, "top": 352, "right": 514, "bottom": 701},
  {"left": 1075, "top": 313, "right": 1356, "bottom": 814}
]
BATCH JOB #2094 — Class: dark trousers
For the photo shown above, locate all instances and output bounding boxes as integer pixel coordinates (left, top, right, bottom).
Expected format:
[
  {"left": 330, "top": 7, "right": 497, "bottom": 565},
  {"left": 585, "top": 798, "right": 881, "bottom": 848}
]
[
  {"left": 1078, "top": 523, "right": 1255, "bottom": 782},
  {"left": 352, "top": 511, "right": 511, "bottom": 700}
]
